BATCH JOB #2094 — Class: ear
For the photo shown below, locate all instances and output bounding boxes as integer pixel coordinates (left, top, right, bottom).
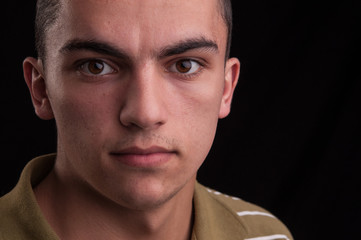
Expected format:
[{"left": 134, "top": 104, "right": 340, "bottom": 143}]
[
  {"left": 23, "top": 57, "right": 54, "bottom": 120},
  {"left": 219, "top": 57, "right": 241, "bottom": 119}
]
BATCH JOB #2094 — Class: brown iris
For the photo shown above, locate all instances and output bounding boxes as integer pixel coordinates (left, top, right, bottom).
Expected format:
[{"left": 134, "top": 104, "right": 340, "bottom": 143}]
[
  {"left": 175, "top": 60, "right": 192, "bottom": 73},
  {"left": 87, "top": 60, "right": 105, "bottom": 74}
]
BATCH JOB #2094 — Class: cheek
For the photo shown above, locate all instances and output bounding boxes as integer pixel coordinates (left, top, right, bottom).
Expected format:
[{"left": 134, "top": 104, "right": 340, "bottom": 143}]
[
  {"left": 49, "top": 87, "right": 114, "bottom": 150},
  {"left": 172, "top": 77, "right": 224, "bottom": 161},
  {"left": 179, "top": 74, "right": 224, "bottom": 124}
]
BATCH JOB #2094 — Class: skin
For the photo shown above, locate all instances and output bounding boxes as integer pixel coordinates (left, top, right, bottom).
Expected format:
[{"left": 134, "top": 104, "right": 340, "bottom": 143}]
[{"left": 23, "top": 0, "right": 240, "bottom": 239}]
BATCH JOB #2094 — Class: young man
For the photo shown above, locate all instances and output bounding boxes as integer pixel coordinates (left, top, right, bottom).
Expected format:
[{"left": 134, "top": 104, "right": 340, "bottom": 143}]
[{"left": 0, "top": 0, "right": 293, "bottom": 239}]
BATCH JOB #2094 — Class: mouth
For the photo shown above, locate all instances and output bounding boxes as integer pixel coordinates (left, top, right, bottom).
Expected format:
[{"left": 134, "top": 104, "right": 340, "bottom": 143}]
[{"left": 110, "top": 146, "right": 176, "bottom": 168}]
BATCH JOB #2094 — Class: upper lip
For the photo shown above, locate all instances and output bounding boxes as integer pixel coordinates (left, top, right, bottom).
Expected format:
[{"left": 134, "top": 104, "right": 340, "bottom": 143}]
[{"left": 111, "top": 146, "right": 175, "bottom": 155}]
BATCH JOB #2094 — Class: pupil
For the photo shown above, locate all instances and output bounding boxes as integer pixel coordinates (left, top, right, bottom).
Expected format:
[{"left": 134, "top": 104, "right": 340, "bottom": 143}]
[
  {"left": 176, "top": 60, "right": 192, "bottom": 73},
  {"left": 89, "top": 61, "right": 104, "bottom": 74}
]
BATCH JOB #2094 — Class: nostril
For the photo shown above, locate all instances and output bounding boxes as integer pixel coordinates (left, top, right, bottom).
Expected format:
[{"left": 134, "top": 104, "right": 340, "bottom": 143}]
[{"left": 119, "top": 103, "right": 167, "bottom": 130}]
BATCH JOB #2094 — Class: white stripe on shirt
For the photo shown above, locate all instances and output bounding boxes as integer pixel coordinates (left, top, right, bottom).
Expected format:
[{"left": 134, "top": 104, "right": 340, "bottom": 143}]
[
  {"left": 237, "top": 211, "right": 276, "bottom": 218},
  {"left": 245, "top": 234, "right": 290, "bottom": 240}
]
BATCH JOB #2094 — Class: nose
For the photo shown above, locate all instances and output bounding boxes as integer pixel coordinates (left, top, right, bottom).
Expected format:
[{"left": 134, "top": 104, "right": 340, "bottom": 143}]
[{"left": 119, "top": 67, "right": 168, "bottom": 130}]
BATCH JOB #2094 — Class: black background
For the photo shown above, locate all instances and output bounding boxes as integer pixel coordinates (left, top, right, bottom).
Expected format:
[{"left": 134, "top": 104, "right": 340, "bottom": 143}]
[{"left": 1, "top": 1, "right": 360, "bottom": 239}]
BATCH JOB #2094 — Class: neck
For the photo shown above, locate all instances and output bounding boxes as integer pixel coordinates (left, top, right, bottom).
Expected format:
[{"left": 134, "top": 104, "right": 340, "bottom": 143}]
[{"left": 34, "top": 167, "right": 195, "bottom": 240}]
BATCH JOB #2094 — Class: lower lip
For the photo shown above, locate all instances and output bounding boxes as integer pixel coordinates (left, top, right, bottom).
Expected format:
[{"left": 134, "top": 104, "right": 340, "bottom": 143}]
[{"left": 110, "top": 152, "right": 174, "bottom": 168}]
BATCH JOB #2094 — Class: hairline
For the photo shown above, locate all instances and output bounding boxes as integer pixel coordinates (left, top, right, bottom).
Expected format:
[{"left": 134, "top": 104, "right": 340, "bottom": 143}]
[{"left": 35, "top": 0, "right": 232, "bottom": 62}]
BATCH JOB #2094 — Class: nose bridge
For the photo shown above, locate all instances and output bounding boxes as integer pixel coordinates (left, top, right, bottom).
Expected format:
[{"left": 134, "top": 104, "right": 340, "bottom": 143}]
[{"left": 119, "top": 64, "right": 167, "bottom": 129}]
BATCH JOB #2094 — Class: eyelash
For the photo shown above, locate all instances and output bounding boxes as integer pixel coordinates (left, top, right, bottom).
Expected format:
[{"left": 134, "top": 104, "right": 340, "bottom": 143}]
[
  {"left": 76, "top": 58, "right": 117, "bottom": 77},
  {"left": 166, "top": 58, "right": 205, "bottom": 80},
  {"left": 74, "top": 57, "right": 206, "bottom": 80}
]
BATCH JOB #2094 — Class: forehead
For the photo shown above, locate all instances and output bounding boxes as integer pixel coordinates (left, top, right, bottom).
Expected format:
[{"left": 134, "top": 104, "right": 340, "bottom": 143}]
[{"left": 48, "top": 0, "right": 227, "bottom": 59}]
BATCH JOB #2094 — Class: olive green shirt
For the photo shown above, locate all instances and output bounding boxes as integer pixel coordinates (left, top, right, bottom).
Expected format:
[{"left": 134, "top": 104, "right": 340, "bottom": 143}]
[{"left": 0, "top": 154, "right": 293, "bottom": 240}]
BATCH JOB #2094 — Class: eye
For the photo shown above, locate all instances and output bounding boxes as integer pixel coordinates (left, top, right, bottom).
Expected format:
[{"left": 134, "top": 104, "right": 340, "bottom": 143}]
[
  {"left": 169, "top": 59, "right": 201, "bottom": 75},
  {"left": 80, "top": 60, "right": 115, "bottom": 76}
]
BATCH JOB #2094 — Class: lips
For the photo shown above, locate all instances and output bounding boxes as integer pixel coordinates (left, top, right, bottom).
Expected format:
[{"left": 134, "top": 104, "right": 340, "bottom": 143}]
[{"left": 110, "top": 146, "right": 176, "bottom": 168}]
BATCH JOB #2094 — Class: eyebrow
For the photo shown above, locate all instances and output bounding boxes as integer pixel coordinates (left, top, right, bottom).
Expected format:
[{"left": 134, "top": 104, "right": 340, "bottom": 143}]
[
  {"left": 158, "top": 37, "right": 219, "bottom": 58},
  {"left": 59, "top": 37, "right": 219, "bottom": 60},
  {"left": 60, "top": 39, "right": 131, "bottom": 61}
]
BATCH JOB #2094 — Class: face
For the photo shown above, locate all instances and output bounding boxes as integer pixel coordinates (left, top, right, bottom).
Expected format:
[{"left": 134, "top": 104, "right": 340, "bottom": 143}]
[{"left": 25, "top": 0, "right": 239, "bottom": 210}]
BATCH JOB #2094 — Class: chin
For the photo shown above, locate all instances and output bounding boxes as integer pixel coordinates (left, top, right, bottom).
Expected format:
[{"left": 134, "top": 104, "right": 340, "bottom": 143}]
[
  {"left": 87, "top": 156, "right": 197, "bottom": 211},
  {"left": 89, "top": 176, "right": 176, "bottom": 211},
  {"left": 115, "top": 185, "right": 180, "bottom": 211},
  {"left": 118, "top": 174, "right": 196, "bottom": 211}
]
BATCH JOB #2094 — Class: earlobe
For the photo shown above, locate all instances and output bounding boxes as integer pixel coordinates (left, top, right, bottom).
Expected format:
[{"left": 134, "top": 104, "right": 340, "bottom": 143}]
[
  {"left": 23, "top": 57, "right": 54, "bottom": 120},
  {"left": 219, "top": 57, "right": 241, "bottom": 119}
]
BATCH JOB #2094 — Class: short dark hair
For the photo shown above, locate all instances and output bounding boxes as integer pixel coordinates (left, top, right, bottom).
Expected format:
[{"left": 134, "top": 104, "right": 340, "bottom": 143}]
[
  {"left": 218, "top": 0, "right": 233, "bottom": 59},
  {"left": 35, "top": 0, "right": 62, "bottom": 61},
  {"left": 35, "top": 0, "right": 233, "bottom": 60}
]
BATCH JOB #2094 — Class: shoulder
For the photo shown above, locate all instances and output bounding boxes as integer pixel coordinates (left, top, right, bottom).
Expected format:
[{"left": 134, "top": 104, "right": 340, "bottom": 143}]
[
  {"left": 0, "top": 154, "right": 58, "bottom": 240},
  {"left": 193, "top": 183, "right": 293, "bottom": 240}
]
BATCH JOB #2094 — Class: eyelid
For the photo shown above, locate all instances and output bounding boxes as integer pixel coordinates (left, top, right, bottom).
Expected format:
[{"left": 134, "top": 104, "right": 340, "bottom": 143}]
[
  {"left": 165, "top": 58, "right": 206, "bottom": 79},
  {"left": 76, "top": 58, "right": 118, "bottom": 76}
]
